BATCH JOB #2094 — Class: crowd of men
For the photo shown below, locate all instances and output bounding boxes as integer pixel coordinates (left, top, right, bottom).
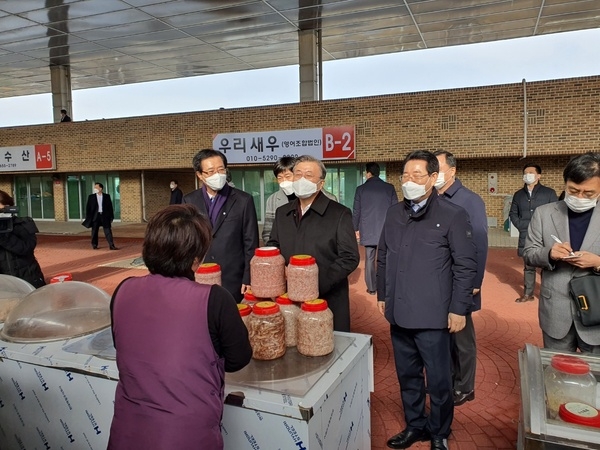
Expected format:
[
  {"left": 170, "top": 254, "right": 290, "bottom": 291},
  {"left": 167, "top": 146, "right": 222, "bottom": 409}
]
[{"left": 158, "top": 149, "right": 600, "bottom": 450}]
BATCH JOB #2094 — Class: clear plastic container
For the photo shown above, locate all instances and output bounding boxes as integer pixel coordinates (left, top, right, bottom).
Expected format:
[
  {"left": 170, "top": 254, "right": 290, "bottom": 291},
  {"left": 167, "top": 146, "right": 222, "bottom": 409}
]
[
  {"left": 287, "top": 254, "right": 319, "bottom": 302},
  {"left": 544, "top": 354, "right": 597, "bottom": 419},
  {"left": 241, "top": 290, "right": 269, "bottom": 307},
  {"left": 0, "top": 274, "right": 35, "bottom": 322},
  {"left": 297, "top": 299, "right": 334, "bottom": 357},
  {"left": 250, "top": 247, "right": 286, "bottom": 298},
  {"left": 237, "top": 303, "right": 252, "bottom": 329},
  {"left": 1, "top": 281, "right": 111, "bottom": 343},
  {"left": 275, "top": 293, "right": 300, "bottom": 347},
  {"left": 195, "top": 262, "right": 222, "bottom": 285},
  {"left": 248, "top": 301, "right": 286, "bottom": 360}
]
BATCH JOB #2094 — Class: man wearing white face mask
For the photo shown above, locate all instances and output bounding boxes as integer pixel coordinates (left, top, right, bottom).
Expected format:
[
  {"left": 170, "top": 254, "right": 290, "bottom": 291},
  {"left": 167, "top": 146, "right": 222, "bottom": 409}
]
[
  {"left": 183, "top": 149, "right": 259, "bottom": 302},
  {"left": 433, "top": 150, "right": 488, "bottom": 407},
  {"left": 262, "top": 157, "right": 297, "bottom": 244},
  {"left": 267, "top": 155, "right": 359, "bottom": 332},
  {"left": 377, "top": 150, "right": 477, "bottom": 450},
  {"left": 510, "top": 163, "right": 558, "bottom": 303},
  {"left": 524, "top": 153, "right": 600, "bottom": 352}
]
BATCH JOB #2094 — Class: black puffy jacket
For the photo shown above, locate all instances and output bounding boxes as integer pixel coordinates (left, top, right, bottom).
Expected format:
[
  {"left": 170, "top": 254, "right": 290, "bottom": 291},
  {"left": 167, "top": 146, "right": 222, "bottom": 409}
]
[{"left": 0, "top": 216, "right": 46, "bottom": 288}]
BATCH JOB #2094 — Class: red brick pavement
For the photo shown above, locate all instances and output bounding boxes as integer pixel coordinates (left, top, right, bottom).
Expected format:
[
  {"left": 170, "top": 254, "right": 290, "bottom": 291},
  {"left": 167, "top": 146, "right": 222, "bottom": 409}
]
[{"left": 34, "top": 235, "right": 541, "bottom": 450}]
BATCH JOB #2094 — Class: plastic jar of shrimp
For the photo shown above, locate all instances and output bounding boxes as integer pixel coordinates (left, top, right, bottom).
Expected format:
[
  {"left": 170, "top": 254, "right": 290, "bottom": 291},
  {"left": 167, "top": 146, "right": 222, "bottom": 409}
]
[
  {"left": 241, "top": 290, "right": 267, "bottom": 307},
  {"left": 275, "top": 293, "right": 300, "bottom": 347},
  {"left": 237, "top": 303, "right": 252, "bottom": 329},
  {"left": 248, "top": 301, "right": 286, "bottom": 361},
  {"left": 297, "top": 299, "right": 334, "bottom": 357},
  {"left": 287, "top": 255, "right": 319, "bottom": 302},
  {"left": 194, "top": 263, "right": 222, "bottom": 285},
  {"left": 250, "top": 247, "right": 286, "bottom": 298}
]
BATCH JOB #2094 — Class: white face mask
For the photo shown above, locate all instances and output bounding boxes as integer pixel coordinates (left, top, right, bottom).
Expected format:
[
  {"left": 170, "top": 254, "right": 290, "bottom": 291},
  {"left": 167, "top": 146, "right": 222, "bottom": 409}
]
[
  {"left": 279, "top": 180, "right": 294, "bottom": 196},
  {"left": 402, "top": 179, "right": 431, "bottom": 201},
  {"left": 434, "top": 171, "right": 447, "bottom": 189},
  {"left": 523, "top": 173, "right": 537, "bottom": 185},
  {"left": 203, "top": 173, "right": 227, "bottom": 191},
  {"left": 564, "top": 193, "right": 598, "bottom": 213},
  {"left": 170, "top": 183, "right": 175, "bottom": 189},
  {"left": 93, "top": 188, "right": 99, "bottom": 194},
  {"left": 292, "top": 177, "right": 319, "bottom": 199}
]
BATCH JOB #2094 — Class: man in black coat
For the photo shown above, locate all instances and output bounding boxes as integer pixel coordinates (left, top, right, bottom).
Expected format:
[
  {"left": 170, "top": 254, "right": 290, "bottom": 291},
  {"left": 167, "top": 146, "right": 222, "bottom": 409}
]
[
  {"left": 169, "top": 180, "right": 183, "bottom": 205},
  {"left": 352, "top": 162, "right": 398, "bottom": 295},
  {"left": 183, "top": 149, "right": 259, "bottom": 302},
  {"left": 84, "top": 182, "right": 117, "bottom": 250},
  {"left": 377, "top": 151, "right": 477, "bottom": 450},
  {"left": 267, "top": 155, "right": 359, "bottom": 332},
  {"left": 509, "top": 163, "right": 557, "bottom": 303}
]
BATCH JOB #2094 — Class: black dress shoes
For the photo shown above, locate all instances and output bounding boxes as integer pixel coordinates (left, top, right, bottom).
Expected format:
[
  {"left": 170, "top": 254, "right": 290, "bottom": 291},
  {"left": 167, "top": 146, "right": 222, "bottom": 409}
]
[
  {"left": 92, "top": 245, "right": 98, "bottom": 249},
  {"left": 387, "top": 428, "right": 431, "bottom": 449},
  {"left": 453, "top": 389, "right": 475, "bottom": 406},
  {"left": 431, "top": 438, "right": 448, "bottom": 450},
  {"left": 109, "top": 245, "right": 118, "bottom": 250}
]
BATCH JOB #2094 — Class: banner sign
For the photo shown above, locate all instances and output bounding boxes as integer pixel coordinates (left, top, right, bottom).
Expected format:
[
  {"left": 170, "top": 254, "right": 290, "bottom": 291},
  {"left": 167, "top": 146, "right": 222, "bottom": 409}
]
[
  {"left": 212, "top": 126, "right": 355, "bottom": 164},
  {"left": 0, "top": 144, "right": 56, "bottom": 171}
]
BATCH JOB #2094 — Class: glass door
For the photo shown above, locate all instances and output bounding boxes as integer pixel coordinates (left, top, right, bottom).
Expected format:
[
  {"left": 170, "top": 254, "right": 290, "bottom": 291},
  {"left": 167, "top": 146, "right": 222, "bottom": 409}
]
[{"left": 13, "top": 175, "right": 55, "bottom": 219}]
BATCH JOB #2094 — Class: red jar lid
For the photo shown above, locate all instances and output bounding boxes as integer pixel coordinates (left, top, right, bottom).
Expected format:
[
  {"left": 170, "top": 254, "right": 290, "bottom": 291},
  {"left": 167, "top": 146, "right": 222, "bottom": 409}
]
[
  {"left": 559, "top": 402, "right": 600, "bottom": 428},
  {"left": 196, "top": 263, "right": 221, "bottom": 274},
  {"left": 244, "top": 290, "right": 257, "bottom": 301},
  {"left": 290, "top": 254, "right": 316, "bottom": 266},
  {"left": 276, "top": 293, "right": 293, "bottom": 305},
  {"left": 254, "top": 246, "right": 281, "bottom": 257},
  {"left": 551, "top": 354, "right": 590, "bottom": 375},
  {"left": 301, "top": 299, "right": 328, "bottom": 312},
  {"left": 50, "top": 273, "right": 73, "bottom": 283},
  {"left": 253, "top": 301, "right": 280, "bottom": 315},
  {"left": 238, "top": 304, "right": 252, "bottom": 317}
]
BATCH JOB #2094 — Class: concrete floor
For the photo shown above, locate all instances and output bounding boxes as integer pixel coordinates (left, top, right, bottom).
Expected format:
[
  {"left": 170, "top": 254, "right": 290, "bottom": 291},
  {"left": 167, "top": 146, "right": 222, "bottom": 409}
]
[{"left": 34, "top": 224, "right": 534, "bottom": 449}]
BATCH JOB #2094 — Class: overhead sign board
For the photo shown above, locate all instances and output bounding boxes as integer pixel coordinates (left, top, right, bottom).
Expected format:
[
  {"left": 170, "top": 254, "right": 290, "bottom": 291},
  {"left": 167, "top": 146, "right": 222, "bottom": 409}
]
[
  {"left": 0, "top": 144, "right": 56, "bottom": 171},
  {"left": 212, "top": 126, "right": 355, "bottom": 164}
]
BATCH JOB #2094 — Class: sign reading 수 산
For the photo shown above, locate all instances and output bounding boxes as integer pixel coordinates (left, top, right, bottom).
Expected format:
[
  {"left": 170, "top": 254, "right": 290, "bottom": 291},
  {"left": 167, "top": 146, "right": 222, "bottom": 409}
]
[
  {"left": 0, "top": 144, "right": 56, "bottom": 171},
  {"left": 212, "top": 126, "right": 355, "bottom": 164}
]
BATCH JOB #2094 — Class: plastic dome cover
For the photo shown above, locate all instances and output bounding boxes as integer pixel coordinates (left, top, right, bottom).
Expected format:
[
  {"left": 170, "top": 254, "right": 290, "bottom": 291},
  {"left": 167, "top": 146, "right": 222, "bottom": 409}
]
[
  {"left": 0, "top": 281, "right": 111, "bottom": 343},
  {"left": 0, "top": 274, "right": 35, "bottom": 323}
]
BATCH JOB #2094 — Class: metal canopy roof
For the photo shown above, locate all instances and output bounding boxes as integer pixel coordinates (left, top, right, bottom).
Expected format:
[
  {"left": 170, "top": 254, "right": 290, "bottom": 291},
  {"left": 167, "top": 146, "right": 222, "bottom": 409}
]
[{"left": 1, "top": 0, "right": 599, "bottom": 99}]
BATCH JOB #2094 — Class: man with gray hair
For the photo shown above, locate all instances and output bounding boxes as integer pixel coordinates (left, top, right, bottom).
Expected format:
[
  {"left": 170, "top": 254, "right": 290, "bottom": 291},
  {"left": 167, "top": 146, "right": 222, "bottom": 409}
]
[{"left": 267, "top": 155, "right": 359, "bottom": 331}]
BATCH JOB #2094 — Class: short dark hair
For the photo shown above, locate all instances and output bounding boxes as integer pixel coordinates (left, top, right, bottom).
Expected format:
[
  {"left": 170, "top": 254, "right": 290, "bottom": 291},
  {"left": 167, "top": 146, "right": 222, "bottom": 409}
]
[
  {"left": 433, "top": 150, "right": 457, "bottom": 169},
  {"left": 563, "top": 152, "right": 600, "bottom": 183},
  {"left": 273, "top": 156, "right": 296, "bottom": 177},
  {"left": 95, "top": 182, "right": 104, "bottom": 190},
  {"left": 365, "top": 162, "right": 380, "bottom": 177},
  {"left": 0, "top": 190, "right": 15, "bottom": 206},
  {"left": 403, "top": 150, "right": 439, "bottom": 175},
  {"left": 60, "top": 109, "right": 67, "bottom": 114},
  {"left": 192, "top": 149, "right": 227, "bottom": 173},
  {"left": 143, "top": 204, "right": 212, "bottom": 280},
  {"left": 170, "top": 180, "right": 178, "bottom": 185},
  {"left": 523, "top": 163, "right": 542, "bottom": 174}
]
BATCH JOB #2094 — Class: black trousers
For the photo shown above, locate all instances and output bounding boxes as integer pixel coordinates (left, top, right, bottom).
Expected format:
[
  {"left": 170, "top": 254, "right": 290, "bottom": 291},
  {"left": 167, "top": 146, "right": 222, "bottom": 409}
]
[
  {"left": 390, "top": 324, "right": 453, "bottom": 439},
  {"left": 91, "top": 213, "right": 114, "bottom": 247},
  {"left": 451, "top": 312, "right": 476, "bottom": 393}
]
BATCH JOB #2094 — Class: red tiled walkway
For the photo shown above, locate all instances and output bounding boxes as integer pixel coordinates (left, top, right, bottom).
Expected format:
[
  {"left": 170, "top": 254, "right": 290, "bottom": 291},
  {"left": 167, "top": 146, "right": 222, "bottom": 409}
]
[{"left": 34, "top": 233, "right": 539, "bottom": 450}]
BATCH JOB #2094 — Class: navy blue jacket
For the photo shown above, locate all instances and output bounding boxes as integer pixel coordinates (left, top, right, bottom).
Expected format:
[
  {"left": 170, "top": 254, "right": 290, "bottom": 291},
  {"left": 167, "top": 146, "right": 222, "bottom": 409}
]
[
  {"left": 509, "top": 183, "right": 557, "bottom": 255},
  {"left": 183, "top": 187, "right": 259, "bottom": 302},
  {"left": 352, "top": 176, "right": 398, "bottom": 246},
  {"left": 376, "top": 192, "right": 477, "bottom": 329},
  {"left": 439, "top": 179, "right": 488, "bottom": 312}
]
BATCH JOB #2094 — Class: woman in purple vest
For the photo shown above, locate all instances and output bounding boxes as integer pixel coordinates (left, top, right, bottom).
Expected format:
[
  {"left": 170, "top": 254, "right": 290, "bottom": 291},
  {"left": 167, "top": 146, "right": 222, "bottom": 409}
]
[{"left": 108, "top": 204, "right": 252, "bottom": 450}]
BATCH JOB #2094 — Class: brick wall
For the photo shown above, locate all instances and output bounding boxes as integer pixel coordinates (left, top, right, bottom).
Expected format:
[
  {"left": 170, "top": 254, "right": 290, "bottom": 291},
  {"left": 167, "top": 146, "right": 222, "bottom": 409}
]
[{"left": 0, "top": 76, "right": 598, "bottom": 223}]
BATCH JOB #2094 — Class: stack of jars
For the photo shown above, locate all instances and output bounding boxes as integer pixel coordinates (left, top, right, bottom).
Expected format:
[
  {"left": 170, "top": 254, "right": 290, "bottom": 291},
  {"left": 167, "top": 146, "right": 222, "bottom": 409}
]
[{"left": 244, "top": 248, "right": 334, "bottom": 360}]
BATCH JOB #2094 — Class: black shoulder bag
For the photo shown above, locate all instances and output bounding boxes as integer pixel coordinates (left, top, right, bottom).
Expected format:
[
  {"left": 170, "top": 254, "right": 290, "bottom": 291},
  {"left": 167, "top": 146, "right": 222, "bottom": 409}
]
[{"left": 570, "top": 274, "right": 600, "bottom": 327}]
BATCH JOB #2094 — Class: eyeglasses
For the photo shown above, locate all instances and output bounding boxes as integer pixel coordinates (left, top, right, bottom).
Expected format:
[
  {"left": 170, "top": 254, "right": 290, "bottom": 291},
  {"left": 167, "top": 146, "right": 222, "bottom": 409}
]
[
  {"left": 202, "top": 168, "right": 226, "bottom": 176},
  {"left": 401, "top": 173, "right": 431, "bottom": 183},
  {"left": 293, "top": 171, "right": 322, "bottom": 182}
]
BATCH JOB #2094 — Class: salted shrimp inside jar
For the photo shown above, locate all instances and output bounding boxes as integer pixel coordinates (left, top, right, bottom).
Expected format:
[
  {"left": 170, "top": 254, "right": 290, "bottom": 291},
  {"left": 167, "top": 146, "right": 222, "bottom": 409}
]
[
  {"left": 247, "top": 301, "right": 286, "bottom": 361},
  {"left": 237, "top": 303, "right": 252, "bottom": 329},
  {"left": 250, "top": 247, "right": 286, "bottom": 298},
  {"left": 275, "top": 293, "right": 300, "bottom": 347},
  {"left": 297, "top": 299, "right": 334, "bottom": 357},
  {"left": 194, "top": 263, "right": 221, "bottom": 286},
  {"left": 287, "top": 255, "right": 319, "bottom": 302}
]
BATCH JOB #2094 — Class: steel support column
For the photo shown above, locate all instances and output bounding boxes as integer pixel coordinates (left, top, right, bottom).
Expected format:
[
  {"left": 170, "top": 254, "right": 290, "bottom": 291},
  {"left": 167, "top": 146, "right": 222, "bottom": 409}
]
[
  {"left": 50, "top": 65, "right": 72, "bottom": 123},
  {"left": 298, "top": 29, "right": 320, "bottom": 102}
]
